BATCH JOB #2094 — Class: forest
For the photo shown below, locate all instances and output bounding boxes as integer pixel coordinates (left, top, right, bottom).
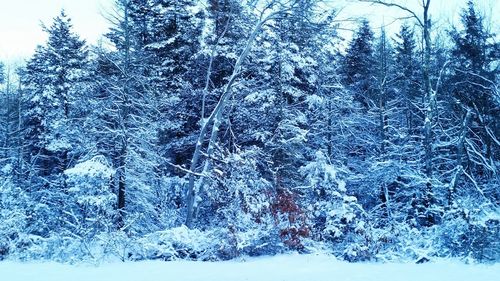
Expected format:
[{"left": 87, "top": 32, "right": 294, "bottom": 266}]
[{"left": 0, "top": 0, "right": 498, "bottom": 263}]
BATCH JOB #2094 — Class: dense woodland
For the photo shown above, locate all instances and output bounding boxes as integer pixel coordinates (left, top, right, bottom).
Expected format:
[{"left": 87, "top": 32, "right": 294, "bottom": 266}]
[{"left": 0, "top": 0, "right": 498, "bottom": 263}]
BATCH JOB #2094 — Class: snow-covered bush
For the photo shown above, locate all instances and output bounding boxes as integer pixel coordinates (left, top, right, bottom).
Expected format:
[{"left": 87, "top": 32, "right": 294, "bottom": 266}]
[
  {"left": 438, "top": 199, "right": 499, "bottom": 262},
  {"left": 11, "top": 234, "right": 90, "bottom": 263},
  {"left": 129, "top": 226, "right": 227, "bottom": 261},
  {"left": 300, "top": 151, "right": 368, "bottom": 260},
  {"left": 149, "top": 176, "right": 186, "bottom": 229},
  {"left": 271, "top": 187, "right": 310, "bottom": 251},
  {"left": 232, "top": 224, "right": 284, "bottom": 257},
  {"left": 368, "top": 222, "right": 433, "bottom": 262},
  {"left": 64, "top": 156, "right": 116, "bottom": 236},
  {"left": 0, "top": 164, "right": 29, "bottom": 260},
  {"left": 196, "top": 149, "right": 284, "bottom": 257}
]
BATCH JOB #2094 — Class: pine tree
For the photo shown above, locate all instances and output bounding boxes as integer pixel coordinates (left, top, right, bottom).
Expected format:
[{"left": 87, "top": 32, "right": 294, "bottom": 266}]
[
  {"left": 228, "top": 0, "right": 347, "bottom": 248},
  {"left": 19, "top": 10, "right": 89, "bottom": 236},
  {"left": 435, "top": 2, "right": 500, "bottom": 260},
  {"left": 394, "top": 23, "right": 422, "bottom": 136},
  {"left": 342, "top": 19, "right": 376, "bottom": 107},
  {"left": 448, "top": 0, "right": 499, "bottom": 182},
  {"left": 93, "top": 0, "right": 164, "bottom": 230},
  {"left": 145, "top": 0, "right": 205, "bottom": 170}
]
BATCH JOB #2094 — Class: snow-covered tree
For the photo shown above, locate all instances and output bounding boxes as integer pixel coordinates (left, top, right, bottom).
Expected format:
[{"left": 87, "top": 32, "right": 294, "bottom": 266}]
[
  {"left": 19, "top": 10, "right": 90, "bottom": 236},
  {"left": 342, "top": 19, "right": 376, "bottom": 107}
]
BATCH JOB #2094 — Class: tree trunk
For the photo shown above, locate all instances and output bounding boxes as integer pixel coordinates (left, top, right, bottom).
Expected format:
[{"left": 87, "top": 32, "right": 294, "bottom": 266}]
[
  {"left": 116, "top": 143, "right": 127, "bottom": 228},
  {"left": 422, "top": 0, "right": 433, "bottom": 179},
  {"left": 185, "top": 9, "right": 283, "bottom": 228},
  {"left": 448, "top": 109, "right": 472, "bottom": 207}
]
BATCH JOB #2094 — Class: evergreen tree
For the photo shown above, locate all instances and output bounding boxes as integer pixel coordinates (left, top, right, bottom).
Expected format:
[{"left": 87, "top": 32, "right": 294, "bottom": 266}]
[
  {"left": 342, "top": 19, "right": 376, "bottom": 107},
  {"left": 1, "top": 0, "right": 499, "bottom": 263},
  {"left": 19, "top": 10, "right": 89, "bottom": 236},
  {"left": 394, "top": 23, "right": 423, "bottom": 153},
  {"left": 93, "top": 0, "right": 170, "bottom": 230},
  {"left": 448, "top": 0, "right": 499, "bottom": 181},
  {"left": 437, "top": 1, "right": 500, "bottom": 260}
]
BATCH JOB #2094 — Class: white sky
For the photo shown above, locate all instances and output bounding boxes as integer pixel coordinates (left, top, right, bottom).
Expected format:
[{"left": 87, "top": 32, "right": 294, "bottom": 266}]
[
  {"left": 0, "top": 0, "right": 113, "bottom": 62},
  {"left": 336, "top": 0, "right": 499, "bottom": 36},
  {"left": 0, "top": 0, "right": 498, "bottom": 63}
]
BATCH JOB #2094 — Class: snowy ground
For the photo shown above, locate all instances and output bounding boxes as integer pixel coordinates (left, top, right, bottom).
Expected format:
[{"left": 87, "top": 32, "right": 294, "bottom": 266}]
[{"left": 1, "top": 254, "right": 499, "bottom": 281}]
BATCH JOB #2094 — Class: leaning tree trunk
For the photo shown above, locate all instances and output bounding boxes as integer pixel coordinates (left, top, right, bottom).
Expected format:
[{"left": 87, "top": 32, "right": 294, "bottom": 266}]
[{"left": 185, "top": 8, "right": 284, "bottom": 228}]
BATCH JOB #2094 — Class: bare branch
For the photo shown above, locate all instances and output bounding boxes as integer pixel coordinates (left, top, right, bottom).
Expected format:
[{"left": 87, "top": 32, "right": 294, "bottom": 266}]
[
  {"left": 357, "top": 0, "right": 424, "bottom": 27},
  {"left": 166, "top": 162, "right": 210, "bottom": 178}
]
